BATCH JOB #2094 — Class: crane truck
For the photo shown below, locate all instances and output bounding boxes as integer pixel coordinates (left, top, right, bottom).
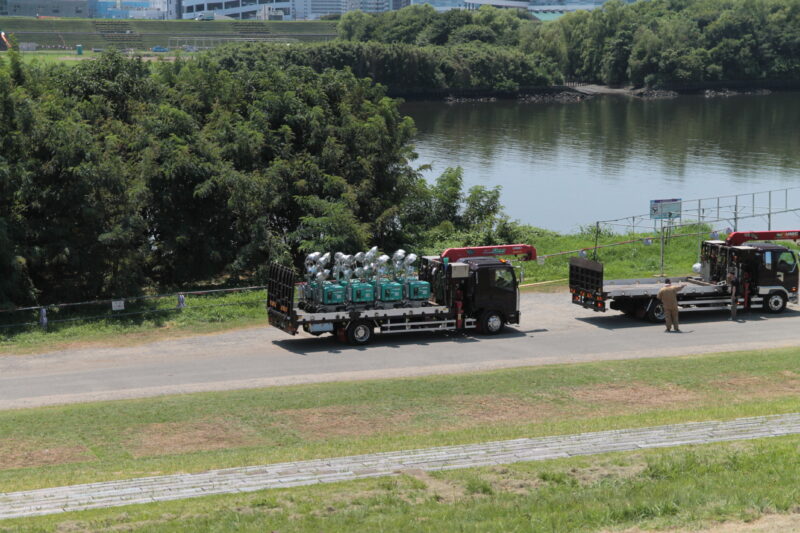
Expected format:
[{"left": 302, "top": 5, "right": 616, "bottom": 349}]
[
  {"left": 267, "top": 244, "right": 535, "bottom": 345},
  {"left": 569, "top": 230, "right": 799, "bottom": 321}
]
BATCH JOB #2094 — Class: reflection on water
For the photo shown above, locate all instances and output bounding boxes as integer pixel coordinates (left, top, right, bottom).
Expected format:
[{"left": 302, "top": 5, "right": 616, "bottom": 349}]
[{"left": 401, "top": 94, "right": 800, "bottom": 232}]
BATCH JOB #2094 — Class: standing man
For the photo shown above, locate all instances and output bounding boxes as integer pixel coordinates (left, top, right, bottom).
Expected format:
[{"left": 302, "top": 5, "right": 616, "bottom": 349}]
[
  {"left": 726, "top": 270, "right": 739, "bottom": 320},
  {"left": 657, "top": 279, "right": 686, "bottom": 332}
]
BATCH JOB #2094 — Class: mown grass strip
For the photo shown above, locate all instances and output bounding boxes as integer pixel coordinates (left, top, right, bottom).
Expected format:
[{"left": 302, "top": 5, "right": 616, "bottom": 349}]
[{"left": 0, "top": 346, "right": 798, "bottom": 493}]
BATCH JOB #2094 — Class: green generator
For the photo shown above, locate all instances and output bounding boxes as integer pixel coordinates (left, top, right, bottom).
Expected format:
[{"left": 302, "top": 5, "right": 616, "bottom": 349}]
[
  {"left": 347, "top": 281, "right": 375, "bottom": 304},
  {"left": 405, "top": 280, "right": 431, "bottom": 301},
  {"left": 377, "top": 281, "right": 404, "bottom": 302},
  {"left": 320, "top": 282, "right": 346, "bottom": 305}
]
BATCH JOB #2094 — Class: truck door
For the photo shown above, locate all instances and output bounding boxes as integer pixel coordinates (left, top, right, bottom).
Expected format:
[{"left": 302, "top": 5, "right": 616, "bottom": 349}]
[
  {"left": 759, "top": 251, "right": 779, "bottom": 287},
  {"left": 775, "top": 250, "right": 799, "bottom": 295},
  {"left": 484, "top": 267, "right": 517, "bottom": 320}
]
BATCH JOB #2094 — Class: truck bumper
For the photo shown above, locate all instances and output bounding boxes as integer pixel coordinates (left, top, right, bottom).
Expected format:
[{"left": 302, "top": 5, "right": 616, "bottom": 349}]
[
  {"left": 267, "top": 308, "right": 298, "bottom": 335},
  {"left": 570, "top": 289, "right": 606, "bottom": 312}
]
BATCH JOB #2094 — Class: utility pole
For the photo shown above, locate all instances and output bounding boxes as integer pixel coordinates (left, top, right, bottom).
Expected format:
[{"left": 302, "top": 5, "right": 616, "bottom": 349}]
[{"left": 659, "top": 218, "right": 665, "bottom": 277}]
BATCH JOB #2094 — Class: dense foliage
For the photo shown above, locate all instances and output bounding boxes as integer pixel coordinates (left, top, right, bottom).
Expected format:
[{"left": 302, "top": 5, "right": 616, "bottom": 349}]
[
  {"left": 210, "top": 40, "right": 556, "bottom": 94},
  {"left": 0, "top": 51, "right": 507, "bottom": 307},
  {"left": 4, "top": 0, "right": 799, "bottom": 306},
  {"left": 340, "top": 0, "right": 800, "bottom": 87},
  {"left": 339, "top": 4, "right": 534, "bottom": 46}
]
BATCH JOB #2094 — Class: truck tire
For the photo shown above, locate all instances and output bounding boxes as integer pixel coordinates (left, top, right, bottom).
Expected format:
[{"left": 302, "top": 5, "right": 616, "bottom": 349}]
[
  {"left": 479, "top": 310, "right": 505, "bottom": 335},
  {"left": 347, "top": 320, "right": 374, "bottom": 346},
  {"left": 646, "top": 300, "right": 666, "bottom": 323},
  {"left": 764, "top": 292, "right": 787, "bottom": 314}
]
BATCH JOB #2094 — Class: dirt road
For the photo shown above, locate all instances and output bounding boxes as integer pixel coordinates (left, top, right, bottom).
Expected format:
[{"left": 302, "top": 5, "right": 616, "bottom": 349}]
[{"left": 1, "top": 292, "right": 798, "bottom": 409}]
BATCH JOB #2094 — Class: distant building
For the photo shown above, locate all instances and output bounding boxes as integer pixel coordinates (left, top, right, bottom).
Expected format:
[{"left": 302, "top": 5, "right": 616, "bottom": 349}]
[
  {"left": 180, "top": 0, "right": 625, "bottom": 20},
  {"left": 348, "top": 0, "right": 389, "bottom": 13},
  {"left": 3, "top": 0, "right": 181, "bottom": 18},
  {"left": 409, "top": 0, "right": 464, "bottom": 11},
  {"left": 7, "top": 0, "right": 90, "bottom": 17},
  {"left": 150, "top": 0, "right": 182, "bottom": 18},
  {"left": 182, "top": 0, "right": 391, "bottom": 20},
  {"left": 413, "top": 0, "right": 633, "bottom": 17},
  {"left": 292, "top": 0, "right": 344, "bottom": 20},
  {"left": 181, "top": 0, "right": 293, "bottom": 20}
]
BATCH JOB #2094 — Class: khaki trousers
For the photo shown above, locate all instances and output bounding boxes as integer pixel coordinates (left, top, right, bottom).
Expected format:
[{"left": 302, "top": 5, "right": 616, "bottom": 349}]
[{"left": 664, "top": 307, "right": 679, "bottom": 331}]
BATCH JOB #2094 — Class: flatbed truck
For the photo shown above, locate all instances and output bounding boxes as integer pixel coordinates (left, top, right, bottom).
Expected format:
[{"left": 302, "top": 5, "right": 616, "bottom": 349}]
[
  {"left": 268, "top": 244, "right": 535, "bottom": 345},
  {"left": 569, "top": 231, "right": 799, "bottom": 321}
]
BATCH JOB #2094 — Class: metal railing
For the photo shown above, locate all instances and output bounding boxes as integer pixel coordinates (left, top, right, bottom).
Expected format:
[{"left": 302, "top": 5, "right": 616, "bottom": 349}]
[
  {"left": 586, "top": 186, "right": 800, "bottom": 275},
  {"left": 595, "top": 187, "right": 800, "bottom": 234}
]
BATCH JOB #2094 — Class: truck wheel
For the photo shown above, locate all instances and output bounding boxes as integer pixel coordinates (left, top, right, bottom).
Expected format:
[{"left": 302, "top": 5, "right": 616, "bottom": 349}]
[
  {"left": 764, "top": 292, "right": 787, "bottom": 314},
  {"left": 646, "top": 300, "right": 666, "bottom": 323},
  {"left": 347, "top": 320, "right": 374, "bottom": 346},
  {"left": 479, "top": 310, "right": 505, "bottom": 335}
]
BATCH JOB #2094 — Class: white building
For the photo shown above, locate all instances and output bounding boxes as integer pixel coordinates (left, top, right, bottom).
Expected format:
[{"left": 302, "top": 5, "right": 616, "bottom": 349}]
[
  {"left": 347, "top": 0, "right": 389, "bottom": 13},
  {"left": 183, "top": 0, "right": 392, "bottom": 20},
  {"left": 182, "top": 0, "right": 294, "bottom": 19},
  {"left": 150, "top": 0, "right": 182, "bottom": 18}
]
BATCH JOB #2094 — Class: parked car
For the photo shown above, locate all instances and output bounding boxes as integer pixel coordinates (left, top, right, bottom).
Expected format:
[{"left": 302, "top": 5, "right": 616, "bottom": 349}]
[{"left": 151, "top": 46, "right": 169, "bottom": 53}]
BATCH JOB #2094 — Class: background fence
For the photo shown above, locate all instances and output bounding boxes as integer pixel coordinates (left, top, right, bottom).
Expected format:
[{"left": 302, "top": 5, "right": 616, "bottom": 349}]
[{"left": 0, "top": 286, "right": 267, "bottom": 333}]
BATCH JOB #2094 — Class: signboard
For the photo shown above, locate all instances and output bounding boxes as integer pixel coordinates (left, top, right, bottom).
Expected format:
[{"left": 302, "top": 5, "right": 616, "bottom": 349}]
[
  {"left": 111, "top": 300, "right": 125, "bottom": 311},
  {"left": 650, "top": 198, "right": 682, "bottom": 220}
]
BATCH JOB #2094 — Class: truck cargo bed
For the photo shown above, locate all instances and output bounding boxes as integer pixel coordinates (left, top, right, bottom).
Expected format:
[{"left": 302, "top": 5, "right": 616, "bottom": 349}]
[{"left": 602, "top": 277, "right": 724, "bottom": 298}]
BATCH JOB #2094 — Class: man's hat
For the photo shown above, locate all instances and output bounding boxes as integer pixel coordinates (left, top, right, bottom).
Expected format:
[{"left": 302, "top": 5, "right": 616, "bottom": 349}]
[{"left": 664, "top": 278, "right": 671, "bottom": 284}]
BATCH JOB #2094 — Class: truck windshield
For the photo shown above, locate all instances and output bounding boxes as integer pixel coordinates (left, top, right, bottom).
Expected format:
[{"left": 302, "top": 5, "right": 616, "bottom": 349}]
[
  {"left": 777, "top": 251, "right": 797, "bottom": 272},
  {"left": 493, "top": 269, "right": 515, "bottom": 290}
]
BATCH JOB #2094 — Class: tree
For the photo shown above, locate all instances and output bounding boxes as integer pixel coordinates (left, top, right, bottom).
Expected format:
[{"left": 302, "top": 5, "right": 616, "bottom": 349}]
[
  {"left": 463, "top": 185, "right": 502, "bottom": 228},
  {"left": 449, "top": 25, "right": 498, "bottom": 45}
]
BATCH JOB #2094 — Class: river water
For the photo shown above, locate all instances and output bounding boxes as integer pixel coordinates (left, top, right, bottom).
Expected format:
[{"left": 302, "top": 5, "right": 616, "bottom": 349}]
[{"left": 401, "top": 93, "right": 800, "bottom": 233}]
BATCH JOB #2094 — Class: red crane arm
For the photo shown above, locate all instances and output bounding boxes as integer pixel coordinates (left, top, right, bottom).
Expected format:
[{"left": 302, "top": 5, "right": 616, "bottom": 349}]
[
  {"left": 440, "top": 244, "right": 537, "bottom": 262},
  {"left": 725, "top": 230, "right": 800, "bottom": 246}
]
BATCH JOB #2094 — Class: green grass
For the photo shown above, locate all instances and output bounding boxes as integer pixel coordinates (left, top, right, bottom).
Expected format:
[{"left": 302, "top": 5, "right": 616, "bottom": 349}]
[
  {"left": 10, "top": 437, "right": 798, "bottom": 532},
  {"left": 428, "top": 224, "right": 800, "bottom": 285},
  {"left": 0, "top": 289, "right": 267, "bottom": 354},
  {"left": 0, "top": 17, "right": 337, "bottom": 50},
  {"left": 516, "top": 225, "right": 715, "bottom": 283},
  {"left": 1, "top": 346, "right": 798, "bottom": 494},
  {"left": 5, "top": 49, "right": 99, "bottom": 64}
]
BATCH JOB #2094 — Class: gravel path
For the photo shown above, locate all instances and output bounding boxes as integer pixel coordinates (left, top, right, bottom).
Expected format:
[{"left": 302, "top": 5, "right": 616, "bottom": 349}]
[{"left": 2, "top": 413, "right": 799, "bottom": 521}]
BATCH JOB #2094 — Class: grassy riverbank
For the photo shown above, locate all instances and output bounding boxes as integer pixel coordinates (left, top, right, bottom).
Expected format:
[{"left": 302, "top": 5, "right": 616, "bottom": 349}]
[
  {"left": 7, "top": 437, "right": 800, "bottom": 532},
  {"left": 1, "top": 346, "right": 799, "bottom": 493},
  {"left": 2, "top": 346, "right": 800, "bottom": 530},
  {"left": 517, "top": 225, "right": 711, "bottom": 283}
]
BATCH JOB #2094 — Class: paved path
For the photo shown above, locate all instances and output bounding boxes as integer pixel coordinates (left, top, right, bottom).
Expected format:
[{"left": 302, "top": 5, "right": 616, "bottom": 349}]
[
  {"left": 1, "top": 293, "right": 798, "bottom": 409},
  {"left": 2, "top": 413, "right": 799, "bottom": 520}
]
